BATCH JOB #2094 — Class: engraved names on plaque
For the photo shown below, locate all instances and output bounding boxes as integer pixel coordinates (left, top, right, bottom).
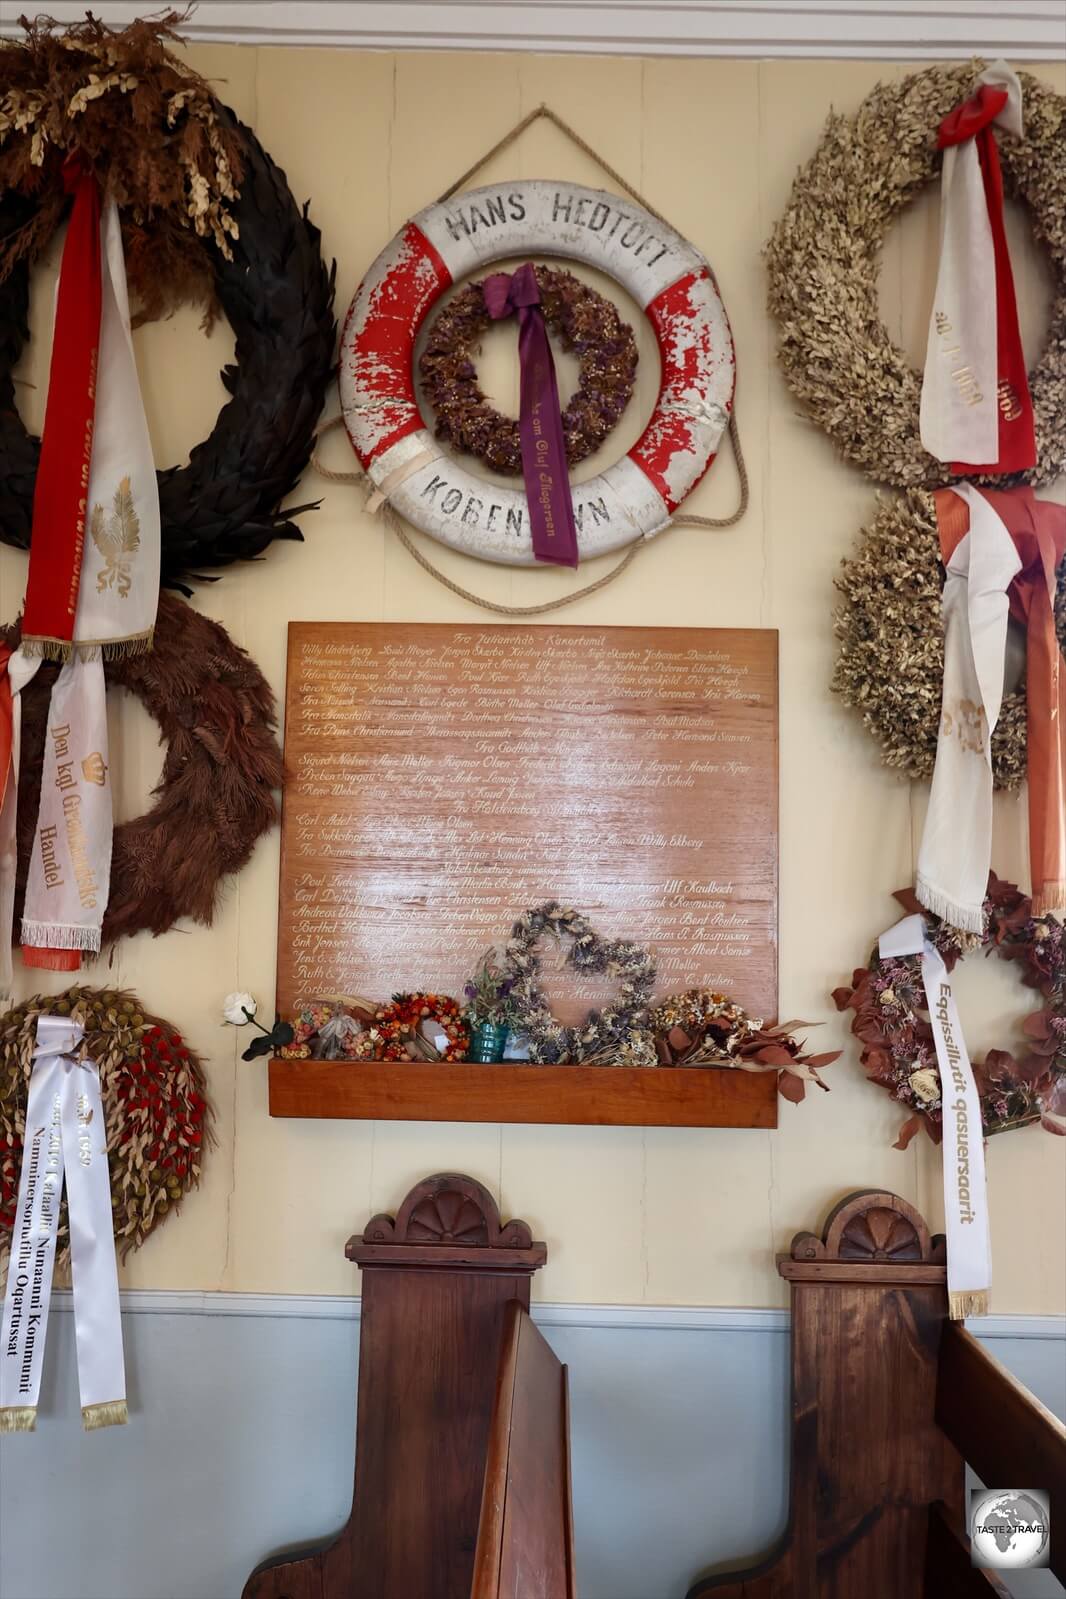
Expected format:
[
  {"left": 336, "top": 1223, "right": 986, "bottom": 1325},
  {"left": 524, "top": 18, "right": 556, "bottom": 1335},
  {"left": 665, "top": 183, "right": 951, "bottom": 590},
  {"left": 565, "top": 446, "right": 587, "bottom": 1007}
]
[{"left": 276, "top": 623, "right": 778, "bottom": 1026}]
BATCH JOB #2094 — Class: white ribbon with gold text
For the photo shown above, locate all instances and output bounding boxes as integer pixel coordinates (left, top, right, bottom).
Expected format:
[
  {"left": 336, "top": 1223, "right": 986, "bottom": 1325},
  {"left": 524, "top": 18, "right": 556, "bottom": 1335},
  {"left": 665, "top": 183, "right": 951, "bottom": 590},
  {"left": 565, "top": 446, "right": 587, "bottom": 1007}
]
[
  {"left": 19, "top": 192, "right": 160, "bottom": 962},
  {"left": 0, "top": 1015, "right": 126, "bottom": 1431},
  {"left": 880, "top": 914, "right": 992, "bottom": 1318},
  {"left": 919, "top": 61, "right": 1023, "bottom": 466}
]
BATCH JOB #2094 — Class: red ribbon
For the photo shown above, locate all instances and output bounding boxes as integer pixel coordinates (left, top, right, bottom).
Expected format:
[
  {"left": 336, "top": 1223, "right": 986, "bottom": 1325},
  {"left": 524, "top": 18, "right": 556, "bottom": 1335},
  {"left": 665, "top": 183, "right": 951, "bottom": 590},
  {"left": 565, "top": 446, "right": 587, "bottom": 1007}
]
[
  {"left": 938, "top": 85, "right": 1036, "bottom": 475},
  {"left": 21, "top": 156, "right": 102, "bottom": 653},
  {"left": 935, "top": 486, "right": 1065, "bottom": 915},
  {"left": 483, "top": 264, "right": 579, "bottom": 569},
  {"left": 17, "top": 156, "right": 102, "bottom": 973}
]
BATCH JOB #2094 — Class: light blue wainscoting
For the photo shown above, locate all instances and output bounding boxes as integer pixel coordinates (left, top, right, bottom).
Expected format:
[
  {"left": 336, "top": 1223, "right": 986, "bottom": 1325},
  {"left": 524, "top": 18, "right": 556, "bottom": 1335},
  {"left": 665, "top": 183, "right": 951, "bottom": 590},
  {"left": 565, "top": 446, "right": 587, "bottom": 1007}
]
[{"left": 0, "top": 1295, "right": 1062, "bottom": 1599}]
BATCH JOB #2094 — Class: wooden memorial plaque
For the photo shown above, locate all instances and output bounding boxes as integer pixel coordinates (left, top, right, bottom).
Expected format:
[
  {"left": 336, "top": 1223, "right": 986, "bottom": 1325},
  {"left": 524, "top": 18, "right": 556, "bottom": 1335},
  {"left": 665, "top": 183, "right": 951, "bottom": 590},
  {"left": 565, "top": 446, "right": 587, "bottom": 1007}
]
[{"left": 276, "top": 623, "right": 778, "bottom": 1038}]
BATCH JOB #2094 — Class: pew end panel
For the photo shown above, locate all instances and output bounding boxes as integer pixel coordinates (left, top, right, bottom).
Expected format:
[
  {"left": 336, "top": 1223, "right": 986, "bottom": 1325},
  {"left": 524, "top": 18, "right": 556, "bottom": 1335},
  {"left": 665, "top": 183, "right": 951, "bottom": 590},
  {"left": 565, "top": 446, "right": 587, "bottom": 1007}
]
[{"left": 688, "top": 1189, "right": 1064, "bottom": 1599}]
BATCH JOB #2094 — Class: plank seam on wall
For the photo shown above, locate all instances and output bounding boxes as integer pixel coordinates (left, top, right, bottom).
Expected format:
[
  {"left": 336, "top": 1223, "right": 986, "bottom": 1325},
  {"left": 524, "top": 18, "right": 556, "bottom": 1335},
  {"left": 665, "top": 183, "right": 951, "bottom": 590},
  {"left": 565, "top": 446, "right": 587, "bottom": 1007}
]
[
  {"left": 0, "top": 3, "right": 1062, "bottom": 58},
  {"left": 43, "top": 1290, "right": 1066, "bottom": 1340}
]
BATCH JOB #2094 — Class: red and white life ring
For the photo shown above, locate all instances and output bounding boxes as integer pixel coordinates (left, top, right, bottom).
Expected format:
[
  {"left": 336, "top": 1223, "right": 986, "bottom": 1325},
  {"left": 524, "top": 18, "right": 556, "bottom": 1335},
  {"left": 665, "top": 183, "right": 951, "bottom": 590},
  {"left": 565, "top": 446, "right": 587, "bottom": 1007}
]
[{"left": 339, "top": 180, "right": 735, "bottom": 565}]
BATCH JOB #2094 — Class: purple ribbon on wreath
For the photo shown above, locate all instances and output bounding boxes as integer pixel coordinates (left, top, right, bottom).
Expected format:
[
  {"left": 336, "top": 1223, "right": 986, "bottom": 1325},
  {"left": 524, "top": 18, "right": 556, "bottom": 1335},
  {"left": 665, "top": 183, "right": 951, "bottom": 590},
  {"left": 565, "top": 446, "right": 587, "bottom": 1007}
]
[{"left": 482, "top": 263, "right": 580, "bottom": 568}]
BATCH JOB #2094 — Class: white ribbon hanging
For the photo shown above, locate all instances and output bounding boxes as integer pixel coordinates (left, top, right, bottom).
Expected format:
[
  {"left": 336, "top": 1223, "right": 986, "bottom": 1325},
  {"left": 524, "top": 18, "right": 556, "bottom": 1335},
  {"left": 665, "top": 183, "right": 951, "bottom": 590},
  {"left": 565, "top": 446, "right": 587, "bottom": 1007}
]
[
  {"left": 919, "top": 60, "right": 1023, "bottom": 466},
  {"left": 0, "top": 1014, "right": 127, "bottom": 1431},
  {"left": 915, "top": 484, "right": 1021, "bottom": 933},
  {"left": 880, "top": 915, "right": 992, "bottom": 1319}
]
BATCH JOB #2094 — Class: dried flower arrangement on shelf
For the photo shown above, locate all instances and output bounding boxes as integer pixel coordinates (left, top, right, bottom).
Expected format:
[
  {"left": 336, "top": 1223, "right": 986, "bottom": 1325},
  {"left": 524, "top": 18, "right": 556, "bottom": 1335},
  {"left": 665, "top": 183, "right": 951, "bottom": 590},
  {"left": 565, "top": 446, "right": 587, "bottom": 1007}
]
[
  {"left": 834, "top": 874, "right": 1065, "bottom": 1148},
  {"left": 269, "top": 902, "right": 835, "bottom": 1104},
  {"left": 650, "top": 990, "right": 837, "bottom": 1103}
]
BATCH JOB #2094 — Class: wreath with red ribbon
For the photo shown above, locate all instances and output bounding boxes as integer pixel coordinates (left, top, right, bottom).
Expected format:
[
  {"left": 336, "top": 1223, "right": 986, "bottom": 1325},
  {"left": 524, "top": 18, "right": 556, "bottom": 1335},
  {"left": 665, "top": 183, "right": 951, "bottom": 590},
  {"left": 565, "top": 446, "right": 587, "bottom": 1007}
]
[
  {"left": 833, "top": 874, "right": 1065, "bottom": 1148},
  {"left": 0, "top": 986, "right": 211, "bottom": 1261}
]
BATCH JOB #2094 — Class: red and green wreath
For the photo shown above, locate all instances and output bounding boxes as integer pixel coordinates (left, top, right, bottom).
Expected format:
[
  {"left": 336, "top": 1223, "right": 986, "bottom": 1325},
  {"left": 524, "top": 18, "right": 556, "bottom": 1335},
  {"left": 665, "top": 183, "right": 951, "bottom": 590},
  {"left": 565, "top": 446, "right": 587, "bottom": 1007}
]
[
  {"left": 0, "top": 986, "right": 211, "bottom": 1260},
  {"left": 834, "top": 874, "right": 1064, "bottom": 1148}
]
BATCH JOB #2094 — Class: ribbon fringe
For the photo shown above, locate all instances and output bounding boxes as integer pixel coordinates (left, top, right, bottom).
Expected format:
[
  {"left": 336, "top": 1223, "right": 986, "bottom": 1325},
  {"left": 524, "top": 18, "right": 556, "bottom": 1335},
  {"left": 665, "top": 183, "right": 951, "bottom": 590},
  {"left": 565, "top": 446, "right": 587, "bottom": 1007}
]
[
  {"left": 1032, "top": 882, "right": 1066, "bottom": 916},
  {"left": 18, "top": 629, "right": 154, "bottom": 664},
  {"left": 913, "top": 874, "right": 985, "bottom": 934},
  {"left": 0, "top": 1405, "right": 37, "bottom": 1432},
  {"left": 949, "top": 1289, "right": 991, "bottom": 1320},
  {"left": 82, "top": 1398, "right": 128, "bottom": 1432},
  {"left": 20, "top": 921, "right": 102, "bottom": 952}
]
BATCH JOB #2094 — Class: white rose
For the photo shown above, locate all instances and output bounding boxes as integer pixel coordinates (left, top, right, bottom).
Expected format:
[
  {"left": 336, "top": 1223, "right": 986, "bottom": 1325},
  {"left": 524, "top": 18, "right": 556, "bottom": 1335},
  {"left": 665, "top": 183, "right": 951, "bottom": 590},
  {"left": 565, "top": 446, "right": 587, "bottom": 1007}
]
[
  {"left": 909, "top": 1067, "right": 940, "bottom": 1105},
  {"left": 223, "top": 991, "right": 257, "bottom": 1026}
]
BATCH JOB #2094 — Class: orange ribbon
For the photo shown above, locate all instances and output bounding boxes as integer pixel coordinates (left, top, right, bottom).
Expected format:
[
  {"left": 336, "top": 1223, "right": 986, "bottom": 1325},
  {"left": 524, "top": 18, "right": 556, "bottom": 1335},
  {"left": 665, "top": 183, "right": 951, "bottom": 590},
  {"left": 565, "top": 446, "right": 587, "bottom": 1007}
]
[{"left": 934, "top": 486, "right": 1065, "bottom": 915}]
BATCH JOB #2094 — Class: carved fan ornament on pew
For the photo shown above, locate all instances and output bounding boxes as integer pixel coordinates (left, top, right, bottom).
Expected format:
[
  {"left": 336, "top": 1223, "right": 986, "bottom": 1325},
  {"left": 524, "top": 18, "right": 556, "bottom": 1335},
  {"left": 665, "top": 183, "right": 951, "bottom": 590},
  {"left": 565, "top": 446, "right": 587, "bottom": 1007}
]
[
  {"left": 339, "top": 170, "right": 737, "bottom": 570},
  {"left": 0, "top": 13, "right": 335, "bottom": 951}
]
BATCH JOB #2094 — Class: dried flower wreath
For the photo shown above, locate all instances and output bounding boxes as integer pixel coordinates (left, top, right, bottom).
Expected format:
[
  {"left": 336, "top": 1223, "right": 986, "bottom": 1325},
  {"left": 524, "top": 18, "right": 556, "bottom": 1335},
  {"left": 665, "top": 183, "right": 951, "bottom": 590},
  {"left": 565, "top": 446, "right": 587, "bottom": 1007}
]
[
  {"left": 767, "top": 63, "right": 1066, "bottom": 490},
  {"left": 419, "top": 264, "right": 639, "bottom": 476},
  {"left": 503, "top": 903, "right": 658, "bottom": 1065},
  {"left": 0, "top": 986, "right": 211, "bottom": 1263},
  {"left": 651, "top": 989, "right": 838, "bottom": 1102},
  {"left": 3, "top": 592, "right": 283, "bottom": 946},
  {"left": 0, "top": 12, "right": 336, "bottom": 587},
  {"left": 833, "top": 489, "right": 1066, "bottom": 785},
  {"left": 373, "top": 993, "right": 470, "bottom": 1062},
  {"left": 833, "top": 874, "right": 1065, "bottom": 1148}
]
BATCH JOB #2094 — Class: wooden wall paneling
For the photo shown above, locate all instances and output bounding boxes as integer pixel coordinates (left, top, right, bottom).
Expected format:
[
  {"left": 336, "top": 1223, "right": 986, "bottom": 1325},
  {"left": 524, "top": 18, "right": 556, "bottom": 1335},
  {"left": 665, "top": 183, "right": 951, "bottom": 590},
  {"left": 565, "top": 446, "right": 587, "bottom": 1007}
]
[
  {"left": 242, "top": 1175, "right": 547, "bottom": 1599},
  {"left": 272, "top": 620, "right": 779, "bottom": 1128},
  {"left": 275, "top": 621, "right": 778, "bottom": 1022}
]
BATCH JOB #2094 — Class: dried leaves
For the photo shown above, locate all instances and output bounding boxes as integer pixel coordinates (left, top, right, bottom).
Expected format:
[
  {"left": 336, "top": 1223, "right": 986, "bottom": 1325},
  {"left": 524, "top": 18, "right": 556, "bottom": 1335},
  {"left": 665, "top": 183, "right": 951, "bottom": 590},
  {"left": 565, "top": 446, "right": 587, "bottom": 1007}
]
[
  {"left": 650, "top": 989, "right": 838, "bottom": 1102},
  {"left": 0, "top": 11, "right": 244, "bottom": 321},
  {"left": 0, "top": 987, "right": 212, "bottom": 1267},
  {"left": 767, "top": 63, "right": 1066, "bottom": 490}
]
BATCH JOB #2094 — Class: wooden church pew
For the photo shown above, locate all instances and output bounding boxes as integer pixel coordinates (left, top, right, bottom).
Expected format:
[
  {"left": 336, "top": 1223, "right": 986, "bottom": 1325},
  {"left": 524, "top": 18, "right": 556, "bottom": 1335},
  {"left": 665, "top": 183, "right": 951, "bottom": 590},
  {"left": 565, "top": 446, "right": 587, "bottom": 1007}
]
[
  {"left": 242, "top": 1173, "right": 551, "bottom": 1599},
  {"left": 471, "top": 1300, "right": 577, "bottom": 1599},
  {"left": 688, "top": 1189, "right": 1066, "bottom": 1599}
]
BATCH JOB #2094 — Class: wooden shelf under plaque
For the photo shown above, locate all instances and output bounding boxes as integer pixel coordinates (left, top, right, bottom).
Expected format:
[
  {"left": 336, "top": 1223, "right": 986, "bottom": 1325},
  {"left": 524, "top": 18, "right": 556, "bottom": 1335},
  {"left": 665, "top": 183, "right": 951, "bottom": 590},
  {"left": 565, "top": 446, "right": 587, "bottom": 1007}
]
[{"left": 267, "top": 1058, "right": 778, "bottom": 1128}]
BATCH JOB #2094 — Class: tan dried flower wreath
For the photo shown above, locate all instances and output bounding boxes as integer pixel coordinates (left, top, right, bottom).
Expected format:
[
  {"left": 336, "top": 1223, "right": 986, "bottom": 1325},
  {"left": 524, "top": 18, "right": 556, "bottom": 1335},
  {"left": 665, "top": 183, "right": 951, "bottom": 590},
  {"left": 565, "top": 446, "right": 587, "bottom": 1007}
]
[
  {"left": 833, "top": 489, "right": 1066, "bottom": 785},
  {"left": 767, "top": 63, "right": 1066, "bottom": 489}
]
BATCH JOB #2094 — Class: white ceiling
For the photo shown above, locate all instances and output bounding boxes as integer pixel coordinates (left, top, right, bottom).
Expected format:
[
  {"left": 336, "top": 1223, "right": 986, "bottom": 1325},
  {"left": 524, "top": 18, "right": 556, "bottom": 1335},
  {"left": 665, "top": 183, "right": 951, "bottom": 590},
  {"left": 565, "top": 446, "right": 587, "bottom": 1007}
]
[{"left": 0, "top": 1, "right": 1063, "bottom": 59}]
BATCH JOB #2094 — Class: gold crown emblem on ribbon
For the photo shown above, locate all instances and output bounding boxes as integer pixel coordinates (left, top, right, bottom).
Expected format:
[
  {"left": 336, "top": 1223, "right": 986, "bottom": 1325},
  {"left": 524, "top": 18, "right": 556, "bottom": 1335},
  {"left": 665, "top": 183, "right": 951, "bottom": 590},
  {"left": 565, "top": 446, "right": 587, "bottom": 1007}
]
[{"left": 81, "top": 752, "right": 108, "bottom": 786}]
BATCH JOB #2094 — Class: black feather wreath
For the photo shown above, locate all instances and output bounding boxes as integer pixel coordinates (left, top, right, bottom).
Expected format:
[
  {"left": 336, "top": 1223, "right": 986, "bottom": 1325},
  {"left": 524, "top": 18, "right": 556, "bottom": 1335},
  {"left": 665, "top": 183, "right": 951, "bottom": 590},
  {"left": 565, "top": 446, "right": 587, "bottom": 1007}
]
[{"left": 0, "top": 109, "right": 336, "bottom": 590}]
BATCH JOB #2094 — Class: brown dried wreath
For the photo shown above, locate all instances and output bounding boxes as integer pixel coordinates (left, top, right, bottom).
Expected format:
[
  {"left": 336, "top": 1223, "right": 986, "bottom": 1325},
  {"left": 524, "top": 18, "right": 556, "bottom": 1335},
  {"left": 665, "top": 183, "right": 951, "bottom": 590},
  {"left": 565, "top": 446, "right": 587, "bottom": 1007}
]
[
  {"left": 419, "top": 264, "right": 638, "bottom": 475},
  {"left": 832, "top": 488, "right": 1066, "bottom": 786},
  {"left": 0, "top": 985, "right": 212, "bottom": 1262},
  {"left": 767, "top": 63, "right": 1066, "bottom": 490},
  {"left": 3, "top": 593, "right": 282, "bottom": 945}
]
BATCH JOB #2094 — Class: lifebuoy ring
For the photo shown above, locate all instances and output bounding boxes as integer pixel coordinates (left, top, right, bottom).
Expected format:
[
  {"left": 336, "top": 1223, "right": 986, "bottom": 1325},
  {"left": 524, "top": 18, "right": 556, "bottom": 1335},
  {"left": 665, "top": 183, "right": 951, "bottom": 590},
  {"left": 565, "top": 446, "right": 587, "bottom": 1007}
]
[{"left": 339, "top": 180, "right": 735, "bottom": 565}]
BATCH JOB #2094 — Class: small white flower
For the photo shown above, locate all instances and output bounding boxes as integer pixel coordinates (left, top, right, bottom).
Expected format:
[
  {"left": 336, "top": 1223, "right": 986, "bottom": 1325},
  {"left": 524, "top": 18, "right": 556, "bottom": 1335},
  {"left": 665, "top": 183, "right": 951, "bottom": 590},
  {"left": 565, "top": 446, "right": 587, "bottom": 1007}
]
[{"left": 222, "top": 992, "right": 257, "bottom": 1026}]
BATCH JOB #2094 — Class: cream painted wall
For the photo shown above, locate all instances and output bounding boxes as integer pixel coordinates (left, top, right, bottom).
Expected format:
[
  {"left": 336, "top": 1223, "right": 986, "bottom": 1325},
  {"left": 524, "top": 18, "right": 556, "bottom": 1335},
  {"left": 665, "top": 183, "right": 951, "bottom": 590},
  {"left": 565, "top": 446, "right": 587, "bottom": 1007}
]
[{"left": 3, "top": 48, "right": 1063, "bottom": 1312}]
